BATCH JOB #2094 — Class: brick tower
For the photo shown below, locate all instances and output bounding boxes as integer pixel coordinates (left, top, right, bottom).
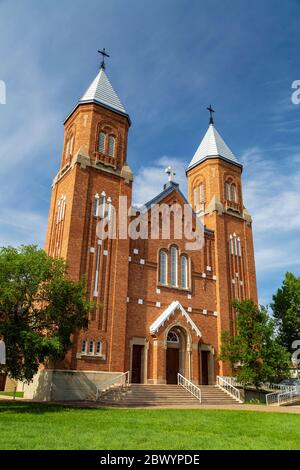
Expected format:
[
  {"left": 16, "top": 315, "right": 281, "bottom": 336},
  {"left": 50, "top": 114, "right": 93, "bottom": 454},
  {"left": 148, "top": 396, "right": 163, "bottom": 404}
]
[
  {"left": 45, "top": 59, "right": 133, "bottom": 373},
  {"left": 186, "top": 113, "right": 257, "bottom": 375}
]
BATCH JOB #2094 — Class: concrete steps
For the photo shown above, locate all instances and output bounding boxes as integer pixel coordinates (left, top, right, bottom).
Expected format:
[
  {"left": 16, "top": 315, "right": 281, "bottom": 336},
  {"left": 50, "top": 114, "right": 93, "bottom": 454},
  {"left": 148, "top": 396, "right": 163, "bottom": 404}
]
[{"left": 98, "top": 384, "right": 241, "bottom": 407}]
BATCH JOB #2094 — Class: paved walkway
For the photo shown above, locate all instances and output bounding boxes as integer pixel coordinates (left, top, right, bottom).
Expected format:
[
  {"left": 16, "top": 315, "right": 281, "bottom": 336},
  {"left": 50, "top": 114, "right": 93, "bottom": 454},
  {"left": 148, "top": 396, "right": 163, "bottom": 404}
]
[{"left": 1, "top": 395, "right": 300, "bottom": 413}]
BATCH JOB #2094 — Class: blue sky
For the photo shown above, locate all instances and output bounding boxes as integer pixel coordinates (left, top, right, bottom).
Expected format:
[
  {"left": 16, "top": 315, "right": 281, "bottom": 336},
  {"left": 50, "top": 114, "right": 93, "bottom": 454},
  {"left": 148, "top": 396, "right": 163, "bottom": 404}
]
[{"left": 0, "top": 0, "right": 300, "bottom": 306}]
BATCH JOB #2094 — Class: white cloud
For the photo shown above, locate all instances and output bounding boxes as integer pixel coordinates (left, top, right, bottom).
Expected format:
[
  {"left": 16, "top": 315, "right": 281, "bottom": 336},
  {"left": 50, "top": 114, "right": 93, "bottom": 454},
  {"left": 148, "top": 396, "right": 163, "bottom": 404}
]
[
  {"left": 0, "top": 208, "right": 47, "bottom": 247},
  {"left": 133, "top": 156, "right": 188, "bottom": 205},
  {"left": 242, "top": 146, "right": 300, "bottom": 279}
]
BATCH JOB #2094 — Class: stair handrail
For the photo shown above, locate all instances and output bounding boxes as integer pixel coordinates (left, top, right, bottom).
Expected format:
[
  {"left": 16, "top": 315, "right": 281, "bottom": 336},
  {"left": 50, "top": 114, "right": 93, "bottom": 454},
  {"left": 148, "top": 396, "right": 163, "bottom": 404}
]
[
  {"left": 95, "top": 371, "right": 130, "bottom": 401},
  {"left": 216, "top": 376, "right": 243, "bottom": 403},
  {"left": 222, "top": 377, "right": 295, "bottom": 393},
  {"left": 177, "top": 373, "right": 202, "bottom": 403},
  {"left": 266, "top": 386, "right": 298, "bottom": 406}
]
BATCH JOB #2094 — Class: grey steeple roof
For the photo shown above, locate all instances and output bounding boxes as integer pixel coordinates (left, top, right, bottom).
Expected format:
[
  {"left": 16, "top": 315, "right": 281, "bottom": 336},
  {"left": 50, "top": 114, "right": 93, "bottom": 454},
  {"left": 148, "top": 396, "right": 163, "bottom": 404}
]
[
  {"left": 187, "top": 124, "right": 242, "bottom": 171},
  {"left": 79, "top": 67, "right": 128, "bottom": 117},
  {"left": 64, "top": 67, "right": 130, "bottom": 124}
]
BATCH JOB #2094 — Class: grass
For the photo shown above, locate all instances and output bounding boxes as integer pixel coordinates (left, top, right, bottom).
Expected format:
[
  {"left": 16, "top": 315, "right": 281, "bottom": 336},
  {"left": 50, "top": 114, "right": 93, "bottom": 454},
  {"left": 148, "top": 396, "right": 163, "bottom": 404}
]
[
  {"left": 0, "top": 391, "right": 24, "bottom": 398},
  {"left": 0, "top": 401, "right": 299, "bottom": 450}
]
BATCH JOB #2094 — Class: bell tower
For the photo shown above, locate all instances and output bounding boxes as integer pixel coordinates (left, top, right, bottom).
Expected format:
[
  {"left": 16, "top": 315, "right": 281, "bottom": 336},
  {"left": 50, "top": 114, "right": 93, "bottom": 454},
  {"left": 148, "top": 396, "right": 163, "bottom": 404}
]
[
  {"left": 186, "top": 110, "right": 258, "bottom": 375},
  {"left": 45, "top": 53, "right": 133, "bottom": 373}
]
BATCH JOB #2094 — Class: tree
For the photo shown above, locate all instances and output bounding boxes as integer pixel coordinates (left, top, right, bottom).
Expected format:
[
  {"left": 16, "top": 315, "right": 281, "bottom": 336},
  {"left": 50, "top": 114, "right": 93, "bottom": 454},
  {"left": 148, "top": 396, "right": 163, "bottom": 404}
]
[
  {"left": 271, "top": 272, "right": 300, "bottom": 354},
  {"left": 219, "top": 299, "right": 290, "bottom": 388},
  {"left": 0, "top": 245, "right": 90, "bottom": 382}
]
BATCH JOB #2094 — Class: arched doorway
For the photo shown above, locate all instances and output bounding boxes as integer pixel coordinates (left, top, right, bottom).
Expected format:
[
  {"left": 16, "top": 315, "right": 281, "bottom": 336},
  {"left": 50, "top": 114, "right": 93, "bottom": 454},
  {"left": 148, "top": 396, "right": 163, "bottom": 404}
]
[{"left": 166, "top": 327, "right": 188, "bottom": 384}]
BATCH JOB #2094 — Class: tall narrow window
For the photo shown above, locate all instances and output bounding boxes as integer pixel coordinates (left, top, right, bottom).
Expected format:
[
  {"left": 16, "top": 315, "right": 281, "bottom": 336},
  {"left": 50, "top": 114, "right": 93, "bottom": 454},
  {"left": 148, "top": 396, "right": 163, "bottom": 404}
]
[
  {"left": 159, "top": 250, "right": 167, "bottom": 285},
  {"left": 96, "top": 341, "right": 102, "bottom": 356},
  {"left": 230, "top": 235, "right": 234, "bottom": 255},
  {"left": 199, "top": 183, "right": 204, "bottom": 203},
  {"left": 93, "top": 193, "right": 99, "bottom": 217},
  {"left": 181, "top": 255, "right": 188, "bottom": 289},
  {"left": 69, "top": 136, "right": 74, "bottom": 158},
  {"left": 108, "top": 136, "right": 115, "bottom": 157},
  {"left": 193, "top": 187, "right": 198, "bottom": 207},
  {"left": 237, "top": 238, "right": 242, "bottom": 257},
  {"left": 170, "top": 246, "right": 178, "bottom": 287},
  {"left": 233, "top": 233, "right": 238, "bottom": 255},
  {"left": 81, "top": 340, "right": 87, "bottom": 354},
  {"left": 98, "top": 132, "right": 106, "bottom": 153},
  {"left": 99, "top": 191, "right": 106, "bottom": 219},
  {"left": 89, "top": 341, "right": 94, "bottom": 355},
  {"left": 107, "top": 196, "right": 112, "bottom": 221},
  {"left": 225, "top": 182, "right": 230, "bottom": 200},
  {"left": 93, "top": 239, "right": 102, "bottom": 298},
  {"left": 56, "top": 200, "right": 61, "bottom": 224},
  {"left": 231, "top": 184, "right": 236, "bottom": 202},
  {"left": 61, "top": 195, "right": 66, "bottom": 221},
  {"left": 65, "top": 140, "right": 70, "bottom": 162}
]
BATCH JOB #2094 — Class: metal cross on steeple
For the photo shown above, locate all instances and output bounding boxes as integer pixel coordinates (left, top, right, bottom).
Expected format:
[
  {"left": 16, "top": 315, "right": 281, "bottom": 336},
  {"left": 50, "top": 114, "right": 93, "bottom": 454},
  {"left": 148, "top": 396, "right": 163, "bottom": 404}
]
[
  {"left": 207, "top": 105, "right": 215, "bottom": 125},
  {"left": 165, "top": 165, "right": 176, "bottom": 183},
  {"left": 98, "top": 48, "right": 110, "bottom": 70}
]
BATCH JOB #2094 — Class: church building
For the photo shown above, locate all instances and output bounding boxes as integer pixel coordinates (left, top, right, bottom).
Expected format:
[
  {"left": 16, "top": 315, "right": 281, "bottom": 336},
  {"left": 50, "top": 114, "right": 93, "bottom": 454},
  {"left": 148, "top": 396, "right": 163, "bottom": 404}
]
[{"left": 34, "top": 55, "right": 257, "bottom": 400}]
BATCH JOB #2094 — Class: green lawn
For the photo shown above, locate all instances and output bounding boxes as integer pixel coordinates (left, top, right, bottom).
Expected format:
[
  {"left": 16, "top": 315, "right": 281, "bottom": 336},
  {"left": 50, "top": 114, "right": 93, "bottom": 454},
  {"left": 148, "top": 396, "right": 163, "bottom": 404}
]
[
  {"left": 0, "top": 401, "right": 299, "bottom": 450},
  {"left": 0, "top": 391, "right": 24, "bottom": 398}
]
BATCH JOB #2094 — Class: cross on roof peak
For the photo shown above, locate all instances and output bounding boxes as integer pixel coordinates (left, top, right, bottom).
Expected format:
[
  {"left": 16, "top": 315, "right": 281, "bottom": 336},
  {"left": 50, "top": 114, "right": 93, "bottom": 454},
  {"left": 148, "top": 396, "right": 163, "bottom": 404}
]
[
  {"left": 207, "top": 105, "right": 215, "bottom": 125},
  {"left": 165, "top": 165, "right": 176, "bottom": 183},
  {"left": 98, "top": 48, "right": 110, "bottom": 70}
]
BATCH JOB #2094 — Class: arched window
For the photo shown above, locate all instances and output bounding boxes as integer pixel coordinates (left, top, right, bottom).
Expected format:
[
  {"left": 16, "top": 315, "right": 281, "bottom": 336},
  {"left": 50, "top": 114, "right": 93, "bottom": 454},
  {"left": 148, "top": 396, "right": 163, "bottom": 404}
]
[
  {"left": 231, "top": 184, "right": 236, "bottom": 202},
  {"left": 81, "top": 340, "right": 87, "bottom": 354},
  {"left": 159, "top": 250, "right": 167, "bottom": 285},
  {"left": 108, "top": 136, "right": 115, "bottom": 157},
  {"left": 96, "top": 341, "right": 102, "bottom": 356},
  {"left": 170, "top": 246, "right": 178, "bottom": 287},
  {"left": 225, "top": 182, "right": 230, "bottom": 200},
  {"left": 167, "top": 331, "right": 179, "bottom": 343},
  {"left": 98, "top": 132, "right": 106, "bottom": 153},
  {"left": 199, "top": 183, "right": 204, "bottom": 203},
  {"left": 181, "top": 255, "right": 188, "bottom": 289}
]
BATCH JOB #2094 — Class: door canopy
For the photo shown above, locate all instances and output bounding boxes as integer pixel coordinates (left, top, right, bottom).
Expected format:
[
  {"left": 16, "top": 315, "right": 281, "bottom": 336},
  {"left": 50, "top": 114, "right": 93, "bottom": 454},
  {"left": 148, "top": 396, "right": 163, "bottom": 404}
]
[{"left": 150, "top": 301, "right": 202, "bottom": 338}]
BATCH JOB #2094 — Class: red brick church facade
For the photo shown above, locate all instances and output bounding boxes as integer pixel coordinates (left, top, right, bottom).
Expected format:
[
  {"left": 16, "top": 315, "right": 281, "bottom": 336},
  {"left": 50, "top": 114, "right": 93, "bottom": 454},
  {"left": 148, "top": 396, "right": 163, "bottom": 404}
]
[{"left": 44, "top": 62, "right": 257, "bottom": 388}]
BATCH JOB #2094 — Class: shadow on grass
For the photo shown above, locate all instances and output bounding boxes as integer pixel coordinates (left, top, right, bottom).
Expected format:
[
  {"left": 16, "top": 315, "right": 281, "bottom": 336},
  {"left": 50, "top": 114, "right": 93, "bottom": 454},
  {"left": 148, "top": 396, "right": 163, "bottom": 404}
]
[{"left": 0, "top": 400, "right": 111, "bottom": 415}]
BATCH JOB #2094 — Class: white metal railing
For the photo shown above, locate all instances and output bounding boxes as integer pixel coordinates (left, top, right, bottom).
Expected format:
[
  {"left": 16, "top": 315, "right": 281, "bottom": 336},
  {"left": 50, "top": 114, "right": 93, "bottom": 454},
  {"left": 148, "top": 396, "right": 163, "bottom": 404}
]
[
  {"left": 178, "top": 373, "right": 202, "bottom": 403},
  {"left": 222, "top": 377, "right": 295, "bottom": 393},
  {"left": 95, "top": 371, "right": 130, "bottom": 401},
  {"left": 216, "top": 376, "right": 243, "bottom": 403},
  {"left": 263, "top": 383, "right": 295, "bottom": 392},
  {"left": 266, "top": 386, "right": 299, "bottom": 406}
]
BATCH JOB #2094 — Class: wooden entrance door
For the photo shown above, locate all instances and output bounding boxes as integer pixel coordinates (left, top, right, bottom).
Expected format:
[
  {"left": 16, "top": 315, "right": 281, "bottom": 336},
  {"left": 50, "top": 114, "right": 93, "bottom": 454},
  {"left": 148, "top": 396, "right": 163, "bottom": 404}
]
[
  {"left": 0, "top": 374, "right": 6, "bottom": 391},
  {"left": 166, "top": 348, "right": 179, "bottom": 384},
  {"left": 201, "top": 351, "right": 209, "bottom": 385},
  {"left": 131, "top": 345, "right": 143, "bottom": 383}
]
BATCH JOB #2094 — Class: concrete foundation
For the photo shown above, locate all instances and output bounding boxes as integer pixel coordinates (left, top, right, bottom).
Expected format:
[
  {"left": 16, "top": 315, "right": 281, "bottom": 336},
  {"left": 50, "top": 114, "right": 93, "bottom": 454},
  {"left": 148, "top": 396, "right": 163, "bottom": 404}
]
[{"left": 22, "top": 369, "right": 122, "bottom": 401}]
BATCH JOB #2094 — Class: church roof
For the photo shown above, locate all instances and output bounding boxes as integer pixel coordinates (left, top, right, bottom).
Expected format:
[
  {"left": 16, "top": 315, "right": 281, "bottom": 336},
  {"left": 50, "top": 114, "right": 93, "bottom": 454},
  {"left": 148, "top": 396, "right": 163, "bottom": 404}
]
[
  {"left": 187, "top": 124, "right": 242, "bottom": 171},
  {"left": 150, "top": 301, "right": 202, "bottom": 337},
  {"left": 141, "top": 180, "right": 214, "bottom": 236},
  {"left": 65, "top": 67, "right": 130, "bottom": 124},
  {"left": 144, "top": 181, "right": 185, "bottom": 209}
]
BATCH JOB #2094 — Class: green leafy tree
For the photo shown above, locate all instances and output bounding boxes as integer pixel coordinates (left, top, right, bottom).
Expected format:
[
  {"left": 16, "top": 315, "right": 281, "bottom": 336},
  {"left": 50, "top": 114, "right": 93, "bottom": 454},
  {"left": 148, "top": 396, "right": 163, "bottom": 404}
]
[
  {"left": 0, "top": 245, "right": 90, "bottom": 382},
  {"left": 271, "top": 272, "right": 300, "bottom": 354},
  {"left": 219, "top": 299, "right": 290, "bottom": 388}
]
